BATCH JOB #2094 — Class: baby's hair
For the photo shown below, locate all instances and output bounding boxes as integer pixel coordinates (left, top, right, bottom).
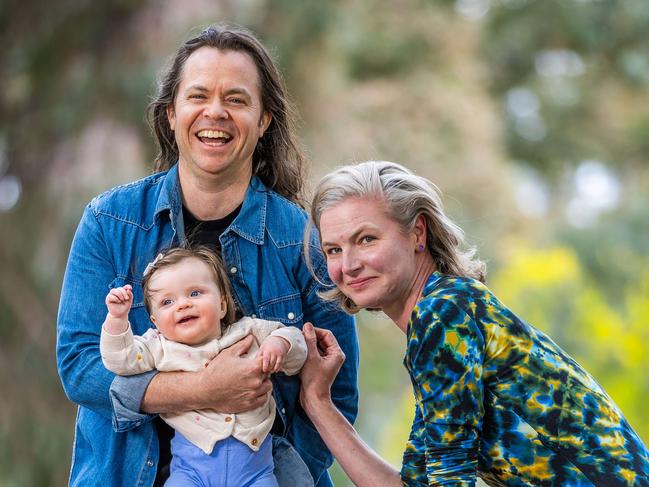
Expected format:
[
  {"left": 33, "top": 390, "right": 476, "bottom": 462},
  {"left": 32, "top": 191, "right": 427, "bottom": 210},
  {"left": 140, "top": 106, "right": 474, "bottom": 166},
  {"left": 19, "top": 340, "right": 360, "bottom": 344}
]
[{"left": 141, "top": 246, "right": 237, "bottom": 328}]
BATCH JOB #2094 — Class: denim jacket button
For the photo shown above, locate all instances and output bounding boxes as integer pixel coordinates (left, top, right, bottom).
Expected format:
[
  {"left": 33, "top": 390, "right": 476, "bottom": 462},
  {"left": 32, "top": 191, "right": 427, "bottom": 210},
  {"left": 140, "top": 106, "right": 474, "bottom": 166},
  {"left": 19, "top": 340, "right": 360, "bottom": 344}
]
[
  {"left": 230, "top": 266, "right": 237, "bottom": 274},
  {"left": 287, "top": 312, "right": 295, "bottom": 320},
  {"left": 146, "top": 459, "right": 154, "bottom": 467}
]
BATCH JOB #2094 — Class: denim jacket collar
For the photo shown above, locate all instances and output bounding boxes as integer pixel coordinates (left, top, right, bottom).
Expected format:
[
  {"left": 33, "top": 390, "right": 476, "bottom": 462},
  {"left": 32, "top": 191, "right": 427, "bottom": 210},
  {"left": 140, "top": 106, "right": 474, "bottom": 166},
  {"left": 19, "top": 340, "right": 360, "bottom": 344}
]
[
  {"left": 157, "top": 164, "right": 269, "bottom": 246},
  {"left": 154, "top": 163, "right": 268, "bottom": 245},
  {"left": 227, "top": 176, "right": 268, "bottom": 245},
  {"left": 155, "top": 164, "right": 178, "bottom": 216}
]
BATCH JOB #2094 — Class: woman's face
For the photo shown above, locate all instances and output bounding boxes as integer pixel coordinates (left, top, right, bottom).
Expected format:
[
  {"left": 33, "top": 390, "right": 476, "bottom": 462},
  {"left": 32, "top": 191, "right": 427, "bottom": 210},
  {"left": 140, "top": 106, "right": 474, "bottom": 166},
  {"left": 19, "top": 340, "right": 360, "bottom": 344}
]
[{"left": 319, "top": 197, "right": 420, "bottom": 316}]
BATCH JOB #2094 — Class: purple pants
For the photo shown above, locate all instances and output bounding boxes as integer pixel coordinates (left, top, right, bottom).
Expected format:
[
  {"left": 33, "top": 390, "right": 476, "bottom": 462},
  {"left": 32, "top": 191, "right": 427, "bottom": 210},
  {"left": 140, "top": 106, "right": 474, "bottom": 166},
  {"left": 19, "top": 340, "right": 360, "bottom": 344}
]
[{"left": 165, "top": 433, "right": 278, "bottom": 487}]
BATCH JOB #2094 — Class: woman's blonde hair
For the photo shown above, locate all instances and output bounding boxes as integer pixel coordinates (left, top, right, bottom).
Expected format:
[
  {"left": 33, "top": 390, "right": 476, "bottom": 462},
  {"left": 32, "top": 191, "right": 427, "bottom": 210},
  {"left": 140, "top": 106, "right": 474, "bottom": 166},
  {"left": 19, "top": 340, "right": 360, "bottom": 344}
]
[
  {"left": 141, "top": 246, "right": 237, "bottom": 329},
  {"left": 306, "top": 161, "right": 486, "bottom": 314}
]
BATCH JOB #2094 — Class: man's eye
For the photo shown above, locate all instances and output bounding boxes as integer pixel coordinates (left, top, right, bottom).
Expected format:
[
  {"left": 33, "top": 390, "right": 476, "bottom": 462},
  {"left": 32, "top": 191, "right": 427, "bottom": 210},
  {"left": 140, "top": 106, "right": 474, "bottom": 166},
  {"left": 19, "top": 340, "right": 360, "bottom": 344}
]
[
  {"left": 360, "top": 236, "right": 376, "bottom": 244},
  {"left": 228, "top": 97, "right": 245, "bottom": 105},
  {"left": 189, "top": 94, "right": 206, "bottom": 100}
]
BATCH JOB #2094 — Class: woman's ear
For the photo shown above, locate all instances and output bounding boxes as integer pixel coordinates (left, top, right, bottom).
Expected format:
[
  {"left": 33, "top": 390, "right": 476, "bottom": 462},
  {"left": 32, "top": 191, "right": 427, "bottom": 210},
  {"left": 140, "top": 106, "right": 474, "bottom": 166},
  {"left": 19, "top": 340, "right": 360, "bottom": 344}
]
[{"left": 413, "top": 214, "right": 427, "bottom": 249}]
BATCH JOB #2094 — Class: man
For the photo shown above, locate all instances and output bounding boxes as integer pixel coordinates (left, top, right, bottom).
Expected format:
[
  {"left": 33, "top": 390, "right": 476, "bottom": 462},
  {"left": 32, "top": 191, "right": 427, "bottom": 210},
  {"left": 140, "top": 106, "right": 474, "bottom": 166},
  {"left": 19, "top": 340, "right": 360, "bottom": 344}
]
[{"left": 57, "top": 25, "right": 359, "bottom": 487}]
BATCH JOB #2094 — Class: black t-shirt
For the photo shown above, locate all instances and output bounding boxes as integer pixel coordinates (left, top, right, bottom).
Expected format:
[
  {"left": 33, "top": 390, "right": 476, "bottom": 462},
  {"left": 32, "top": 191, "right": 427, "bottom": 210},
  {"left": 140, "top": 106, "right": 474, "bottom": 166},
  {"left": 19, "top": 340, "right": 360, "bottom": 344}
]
[
  {"left": 183, "top": 203, "right": 242, "bottom": 251},
  {"left": 153, "top": 203, "right": 242, "bottom": 485}
]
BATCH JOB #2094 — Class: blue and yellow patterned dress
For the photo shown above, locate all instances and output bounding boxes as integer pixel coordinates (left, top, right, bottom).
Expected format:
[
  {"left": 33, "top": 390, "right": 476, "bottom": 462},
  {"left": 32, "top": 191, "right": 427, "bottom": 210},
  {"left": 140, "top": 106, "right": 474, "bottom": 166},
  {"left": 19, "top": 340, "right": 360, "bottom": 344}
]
[{"left": 401, "top": 272, "right": 649, "bottom": 486}]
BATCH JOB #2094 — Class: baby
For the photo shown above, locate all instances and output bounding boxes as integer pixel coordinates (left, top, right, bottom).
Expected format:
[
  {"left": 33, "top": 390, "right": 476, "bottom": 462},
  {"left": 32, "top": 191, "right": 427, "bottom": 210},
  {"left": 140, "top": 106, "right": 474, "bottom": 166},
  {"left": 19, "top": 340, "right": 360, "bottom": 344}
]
[{"left": 99, "top": 246, "right": 307, "bottom": 487}]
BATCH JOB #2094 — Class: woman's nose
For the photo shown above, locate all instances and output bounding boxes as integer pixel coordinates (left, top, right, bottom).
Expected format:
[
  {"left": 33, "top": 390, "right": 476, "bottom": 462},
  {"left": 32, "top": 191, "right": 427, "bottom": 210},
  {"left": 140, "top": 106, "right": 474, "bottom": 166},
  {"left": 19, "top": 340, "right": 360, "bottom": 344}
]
[{"left": 342, "top": 250, "right": 361, "bottom": 274}]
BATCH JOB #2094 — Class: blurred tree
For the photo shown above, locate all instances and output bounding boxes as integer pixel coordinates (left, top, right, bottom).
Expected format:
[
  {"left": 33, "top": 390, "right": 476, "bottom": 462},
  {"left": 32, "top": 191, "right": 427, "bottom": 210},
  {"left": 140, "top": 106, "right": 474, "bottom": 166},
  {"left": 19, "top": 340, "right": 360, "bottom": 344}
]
[{"left": 1, "top": 0, "right": 647, "bottom": 485}]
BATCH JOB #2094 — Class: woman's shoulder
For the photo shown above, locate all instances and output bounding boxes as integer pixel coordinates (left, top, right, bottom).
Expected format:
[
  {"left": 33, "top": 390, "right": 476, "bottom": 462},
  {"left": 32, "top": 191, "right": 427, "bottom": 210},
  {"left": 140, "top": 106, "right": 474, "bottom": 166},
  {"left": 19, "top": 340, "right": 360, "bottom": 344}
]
[
  {"left": 422, "top": 273, "right": 491, "bottom": 305},
  {"left": 415, "top": 273, "right": 509, "bottom": 329}
]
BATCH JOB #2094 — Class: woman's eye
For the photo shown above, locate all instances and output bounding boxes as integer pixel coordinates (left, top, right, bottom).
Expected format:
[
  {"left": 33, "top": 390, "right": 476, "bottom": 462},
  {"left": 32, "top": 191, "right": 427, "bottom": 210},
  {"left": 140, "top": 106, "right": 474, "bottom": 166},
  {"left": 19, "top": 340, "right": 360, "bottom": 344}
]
[
  {"left": 190, "top": 290, "right": 202, "bottom": 297},
  {"left": 326, "top": 247, "right": 341, "bottom": 255},
  {"left": 228, "top": 97, "right": 245, "bottom": 105}
]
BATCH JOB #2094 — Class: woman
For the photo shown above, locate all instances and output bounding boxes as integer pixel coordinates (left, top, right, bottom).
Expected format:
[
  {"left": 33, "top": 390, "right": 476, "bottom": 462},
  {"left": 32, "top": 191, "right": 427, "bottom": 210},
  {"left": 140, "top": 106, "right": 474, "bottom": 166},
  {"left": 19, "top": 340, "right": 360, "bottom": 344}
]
[{"left": 299, "top": 161, "right": 649, "bottom": 486}]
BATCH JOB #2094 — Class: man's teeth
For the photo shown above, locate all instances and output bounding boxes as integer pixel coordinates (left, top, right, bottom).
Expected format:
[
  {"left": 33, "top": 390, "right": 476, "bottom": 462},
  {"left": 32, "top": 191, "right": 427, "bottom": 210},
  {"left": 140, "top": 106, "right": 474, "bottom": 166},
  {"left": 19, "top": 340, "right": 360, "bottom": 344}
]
[{"left": 197, "top": 130, "right": 231, "bottom": 139}]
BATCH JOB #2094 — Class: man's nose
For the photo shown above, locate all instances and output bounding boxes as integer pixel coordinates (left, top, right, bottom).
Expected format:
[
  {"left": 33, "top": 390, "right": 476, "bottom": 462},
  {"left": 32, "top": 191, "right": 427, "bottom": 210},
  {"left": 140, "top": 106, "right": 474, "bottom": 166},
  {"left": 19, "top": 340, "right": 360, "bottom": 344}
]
[{"left": 204, "top": 99, "right": 228, "bottom": 120}]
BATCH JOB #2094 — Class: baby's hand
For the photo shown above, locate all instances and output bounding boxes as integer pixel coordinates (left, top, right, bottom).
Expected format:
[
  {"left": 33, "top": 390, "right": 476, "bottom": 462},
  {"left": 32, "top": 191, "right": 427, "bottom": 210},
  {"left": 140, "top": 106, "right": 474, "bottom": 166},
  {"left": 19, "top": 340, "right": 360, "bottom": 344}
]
[
  {"left": 258, "top": 336, "right": 290, "bottom": 373},
  {"left": 105, "top": 285, "right": 133, "bottom": 320}
]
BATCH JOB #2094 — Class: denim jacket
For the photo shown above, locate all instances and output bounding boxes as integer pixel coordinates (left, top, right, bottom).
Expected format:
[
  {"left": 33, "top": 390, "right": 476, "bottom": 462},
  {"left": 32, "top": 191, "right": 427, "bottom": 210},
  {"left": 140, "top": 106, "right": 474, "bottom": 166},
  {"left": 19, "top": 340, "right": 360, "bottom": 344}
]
[{"left": 57, "top": 165, "right": 359, "bottom": 487}]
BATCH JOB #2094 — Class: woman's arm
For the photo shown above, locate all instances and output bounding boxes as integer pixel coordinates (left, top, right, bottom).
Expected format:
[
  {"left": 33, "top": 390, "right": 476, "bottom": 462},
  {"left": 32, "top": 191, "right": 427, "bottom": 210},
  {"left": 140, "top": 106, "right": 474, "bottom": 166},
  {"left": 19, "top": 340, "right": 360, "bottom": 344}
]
[{"left": 300, "top": 323, "right": 402, "bottom": 487}]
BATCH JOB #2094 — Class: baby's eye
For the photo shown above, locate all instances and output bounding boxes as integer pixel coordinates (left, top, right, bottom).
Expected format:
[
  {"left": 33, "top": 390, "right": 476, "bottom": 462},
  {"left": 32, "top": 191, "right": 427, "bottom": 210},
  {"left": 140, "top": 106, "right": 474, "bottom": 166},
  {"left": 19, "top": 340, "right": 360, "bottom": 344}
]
[
  {"left": 190, "top": 290, "right": 202, "bottom": 297},
  {"left": 161, "top": 298, "right": 173, "bottom": 306}
]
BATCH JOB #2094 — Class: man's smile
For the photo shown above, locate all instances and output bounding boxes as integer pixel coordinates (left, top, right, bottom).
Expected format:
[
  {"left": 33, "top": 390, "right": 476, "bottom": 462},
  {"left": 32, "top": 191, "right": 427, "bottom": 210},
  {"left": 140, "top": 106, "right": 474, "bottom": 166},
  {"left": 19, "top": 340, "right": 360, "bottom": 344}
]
[{"left": 196, "top": 129, "right": 233, "bottom": 146}]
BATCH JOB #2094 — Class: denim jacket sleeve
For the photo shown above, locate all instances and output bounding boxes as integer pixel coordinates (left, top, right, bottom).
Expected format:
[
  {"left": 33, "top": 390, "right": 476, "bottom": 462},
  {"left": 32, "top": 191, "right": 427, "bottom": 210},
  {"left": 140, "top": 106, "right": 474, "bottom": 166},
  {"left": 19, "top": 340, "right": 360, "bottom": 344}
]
[
  {"left": 57, "top": 203, "right": 156, "bottom": 431},
  {"left": 289, "top": 231, "right": 360, "bottom": 486}
]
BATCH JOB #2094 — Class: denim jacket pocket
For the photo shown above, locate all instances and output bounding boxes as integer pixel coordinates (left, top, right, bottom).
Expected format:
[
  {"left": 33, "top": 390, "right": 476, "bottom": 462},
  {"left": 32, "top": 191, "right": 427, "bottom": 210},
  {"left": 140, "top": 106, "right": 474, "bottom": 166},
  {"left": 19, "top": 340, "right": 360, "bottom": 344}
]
[{"left": 257, "top": 294, "right": 303, "bottom": 326}]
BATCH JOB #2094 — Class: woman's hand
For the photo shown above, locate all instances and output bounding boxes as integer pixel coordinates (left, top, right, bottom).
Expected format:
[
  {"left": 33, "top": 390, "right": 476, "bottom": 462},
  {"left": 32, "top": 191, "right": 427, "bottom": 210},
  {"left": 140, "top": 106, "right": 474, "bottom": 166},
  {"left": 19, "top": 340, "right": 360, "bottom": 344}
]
[{"left": 299, "top": 322, "right": 346, "bottom": 414}]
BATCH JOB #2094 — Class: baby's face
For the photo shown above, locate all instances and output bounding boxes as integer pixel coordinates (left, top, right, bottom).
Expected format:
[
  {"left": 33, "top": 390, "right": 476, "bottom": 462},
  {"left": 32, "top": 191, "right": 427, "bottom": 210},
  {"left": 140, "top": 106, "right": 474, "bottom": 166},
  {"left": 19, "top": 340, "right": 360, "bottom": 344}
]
[{"left": 147, "top": 257, "right": 226, "bottom": 345}]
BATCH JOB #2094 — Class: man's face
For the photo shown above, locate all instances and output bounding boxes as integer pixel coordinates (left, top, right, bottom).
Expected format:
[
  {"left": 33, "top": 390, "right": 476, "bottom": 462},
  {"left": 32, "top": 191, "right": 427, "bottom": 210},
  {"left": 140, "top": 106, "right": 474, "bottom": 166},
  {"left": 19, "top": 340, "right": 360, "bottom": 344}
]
[{"left": 167, "top": 47, "right": 271, "bottom": 184}]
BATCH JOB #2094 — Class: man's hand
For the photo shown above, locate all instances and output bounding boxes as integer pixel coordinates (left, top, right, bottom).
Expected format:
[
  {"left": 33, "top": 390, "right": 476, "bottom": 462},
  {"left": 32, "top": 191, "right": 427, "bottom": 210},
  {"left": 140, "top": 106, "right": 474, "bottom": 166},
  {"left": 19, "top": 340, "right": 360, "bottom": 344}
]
[
  {"left": 199, "top": 334, "right": 273, "bottom": 413},
  {"left": 257, "top": 336, "right": 290, "bottom": 373}
]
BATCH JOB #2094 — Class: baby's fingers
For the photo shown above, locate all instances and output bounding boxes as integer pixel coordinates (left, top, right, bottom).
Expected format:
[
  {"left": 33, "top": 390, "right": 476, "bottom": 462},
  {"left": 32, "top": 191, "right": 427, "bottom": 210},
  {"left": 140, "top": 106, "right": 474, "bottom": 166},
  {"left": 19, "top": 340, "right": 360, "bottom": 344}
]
[{"left": 261, "top": 351, "right": 271, "bottom": 373}]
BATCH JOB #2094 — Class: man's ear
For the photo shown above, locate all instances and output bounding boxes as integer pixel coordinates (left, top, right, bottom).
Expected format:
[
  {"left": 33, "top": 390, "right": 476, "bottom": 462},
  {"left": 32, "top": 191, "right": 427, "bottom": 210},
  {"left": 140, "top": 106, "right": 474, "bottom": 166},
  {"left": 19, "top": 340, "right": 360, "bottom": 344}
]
[
  {"left": 259, "top": 111, "right": 272, "bottom": 136},
  {"left": 166, "top": 104, "right": 176, "bottom": 132}
]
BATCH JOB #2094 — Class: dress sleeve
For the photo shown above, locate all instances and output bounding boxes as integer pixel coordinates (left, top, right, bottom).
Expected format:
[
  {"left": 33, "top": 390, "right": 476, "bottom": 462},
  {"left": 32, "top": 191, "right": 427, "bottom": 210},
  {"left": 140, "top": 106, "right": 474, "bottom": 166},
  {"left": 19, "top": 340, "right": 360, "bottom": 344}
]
[
  {"left": 401, "top": 401, "right": 428, "bottom": 486},
  {"left": 408, "top": 297, "right": 486, "bottom": 484}
]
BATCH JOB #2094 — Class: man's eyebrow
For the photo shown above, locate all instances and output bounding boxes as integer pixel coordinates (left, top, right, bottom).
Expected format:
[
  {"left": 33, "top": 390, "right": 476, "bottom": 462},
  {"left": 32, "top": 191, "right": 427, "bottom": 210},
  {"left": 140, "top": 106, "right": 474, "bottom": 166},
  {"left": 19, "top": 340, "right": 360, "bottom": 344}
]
[
  {"left": 224, "top": 87, "right": 252, "bottom": 97},
  {"left": 183, "top": 84, "right": 209, "bottom": 93}
]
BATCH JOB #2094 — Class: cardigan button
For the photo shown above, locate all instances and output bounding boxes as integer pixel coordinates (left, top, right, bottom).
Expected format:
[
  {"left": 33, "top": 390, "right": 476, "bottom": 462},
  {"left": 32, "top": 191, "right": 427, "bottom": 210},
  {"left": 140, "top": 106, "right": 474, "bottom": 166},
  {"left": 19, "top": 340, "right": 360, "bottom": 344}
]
[
  {"left": 230, "top": 267, "right": 237, "bottom": 274},
  {"left": 146, "top": 459, "right": 154, "bottom": 467},
  {"left": 287, "top": 312, "right": 295, "bottom": 320}
]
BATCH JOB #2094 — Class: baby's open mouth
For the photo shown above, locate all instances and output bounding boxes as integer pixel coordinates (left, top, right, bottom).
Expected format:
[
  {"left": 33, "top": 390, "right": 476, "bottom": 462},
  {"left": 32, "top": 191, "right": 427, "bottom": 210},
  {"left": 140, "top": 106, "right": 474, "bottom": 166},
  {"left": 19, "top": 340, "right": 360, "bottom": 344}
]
[{"left": 178, "top": 315, "right": 198, "bottom": 324}]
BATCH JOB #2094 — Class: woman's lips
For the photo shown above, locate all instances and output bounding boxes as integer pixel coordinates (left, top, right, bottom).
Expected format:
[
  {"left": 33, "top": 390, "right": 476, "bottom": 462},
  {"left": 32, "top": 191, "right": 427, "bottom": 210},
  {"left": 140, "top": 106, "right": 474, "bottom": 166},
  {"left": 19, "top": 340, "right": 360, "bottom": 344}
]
[{"left": 346, "top": 277, "right": 375, "bottom": 289}]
